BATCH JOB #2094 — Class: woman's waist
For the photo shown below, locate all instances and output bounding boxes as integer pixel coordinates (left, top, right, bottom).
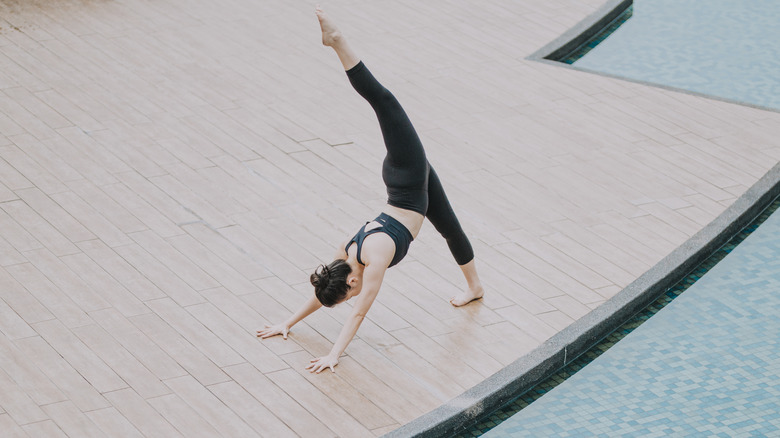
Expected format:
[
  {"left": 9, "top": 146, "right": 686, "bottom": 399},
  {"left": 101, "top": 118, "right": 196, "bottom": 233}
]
[{"left": 379, "top": 206, "right": 422, "bottom": 239}]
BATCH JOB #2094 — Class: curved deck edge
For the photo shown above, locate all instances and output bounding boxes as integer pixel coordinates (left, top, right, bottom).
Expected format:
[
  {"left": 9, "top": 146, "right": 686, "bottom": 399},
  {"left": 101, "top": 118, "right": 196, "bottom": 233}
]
[{"left": 383, "top": 166, "right": 780, "bottom": 436}]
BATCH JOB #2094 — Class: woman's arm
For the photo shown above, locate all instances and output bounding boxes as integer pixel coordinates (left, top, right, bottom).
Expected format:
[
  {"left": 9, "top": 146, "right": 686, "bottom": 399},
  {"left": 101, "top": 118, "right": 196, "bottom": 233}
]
[
  {"left": 257, "top": 294, "right": 322, "bottom": 339},
  {"left": 306, "top": 263, "right": 387, "bottom": 373},
  {"left": 257, "top": 241, "right": 346, "bottom": 340}
]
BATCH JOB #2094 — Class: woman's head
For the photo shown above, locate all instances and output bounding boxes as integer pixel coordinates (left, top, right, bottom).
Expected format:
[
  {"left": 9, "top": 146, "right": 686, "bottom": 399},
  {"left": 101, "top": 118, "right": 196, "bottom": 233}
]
[{"left": 311, "top": 259, "right": 353, "bottom": 307}]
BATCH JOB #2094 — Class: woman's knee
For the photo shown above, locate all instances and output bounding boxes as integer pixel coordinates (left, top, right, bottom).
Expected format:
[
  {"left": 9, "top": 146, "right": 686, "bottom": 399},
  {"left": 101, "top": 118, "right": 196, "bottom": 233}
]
[{"left": 447, "top": 233, "right": 474, "bottom": 265}]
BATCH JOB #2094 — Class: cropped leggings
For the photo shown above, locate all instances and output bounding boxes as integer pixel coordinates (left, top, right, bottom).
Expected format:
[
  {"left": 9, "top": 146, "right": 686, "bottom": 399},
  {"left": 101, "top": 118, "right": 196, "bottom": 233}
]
[{"left": 347, "top": 61, "right": 474, "bottom": 265}]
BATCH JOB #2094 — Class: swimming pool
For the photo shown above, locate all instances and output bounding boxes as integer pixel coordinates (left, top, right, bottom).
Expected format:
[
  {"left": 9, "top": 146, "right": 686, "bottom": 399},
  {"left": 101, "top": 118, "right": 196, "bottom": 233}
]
[{"left": 571, "top": 0, "right": 780, "bottom": 112}]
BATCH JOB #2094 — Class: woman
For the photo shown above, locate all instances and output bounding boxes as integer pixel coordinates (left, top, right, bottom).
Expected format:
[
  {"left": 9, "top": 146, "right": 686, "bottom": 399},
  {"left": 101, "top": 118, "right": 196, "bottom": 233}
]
[{"left": 257, "top": 7, "right": 485, "bottom": 373}]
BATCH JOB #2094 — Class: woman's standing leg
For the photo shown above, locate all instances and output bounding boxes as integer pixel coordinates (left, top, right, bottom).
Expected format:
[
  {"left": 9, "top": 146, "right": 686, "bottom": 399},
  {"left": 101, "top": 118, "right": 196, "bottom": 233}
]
[{"left": 426, "top": 167, "right": 484, "bottom": 306}]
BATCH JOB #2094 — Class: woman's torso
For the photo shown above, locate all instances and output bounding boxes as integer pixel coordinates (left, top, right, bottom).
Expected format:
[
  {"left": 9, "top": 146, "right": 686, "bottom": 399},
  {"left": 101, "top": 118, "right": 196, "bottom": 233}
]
[{"left": 342, "top": 205, "right": 424, "bottom": 268}]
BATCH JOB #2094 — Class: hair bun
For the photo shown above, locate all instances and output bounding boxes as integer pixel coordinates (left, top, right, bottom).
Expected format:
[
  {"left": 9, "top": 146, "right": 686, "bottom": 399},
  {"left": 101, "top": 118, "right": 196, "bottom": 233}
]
[{"left": 310, "top": 264, "right": 330, "bottom": 287}]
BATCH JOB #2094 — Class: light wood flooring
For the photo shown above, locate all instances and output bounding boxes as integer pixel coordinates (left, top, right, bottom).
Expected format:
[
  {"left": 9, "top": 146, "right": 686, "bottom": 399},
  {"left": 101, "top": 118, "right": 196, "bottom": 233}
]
[{"left": 0, "top": 0, "right": 778, "bottom": 436}]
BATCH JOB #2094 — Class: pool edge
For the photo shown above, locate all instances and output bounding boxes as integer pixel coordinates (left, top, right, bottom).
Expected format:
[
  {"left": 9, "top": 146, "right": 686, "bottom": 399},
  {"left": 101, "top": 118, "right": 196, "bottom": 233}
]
[
  {"left": 526, "top": 0, "right": 632, "bottom": 62},
  {"left": 382, "top": 161, "right": 780, "bottom": 438}
]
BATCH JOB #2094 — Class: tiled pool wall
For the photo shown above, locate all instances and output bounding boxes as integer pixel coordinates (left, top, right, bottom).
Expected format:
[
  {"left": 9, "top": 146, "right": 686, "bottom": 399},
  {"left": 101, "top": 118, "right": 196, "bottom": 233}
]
[
  {"left": 529, "top": 0, "right": 632, "bottom": 64},
  {"left": 557, "top": 6, "right": 632, "bottom": 65},
  {"left": 459, "top": 197, "right": 780, "bottom": 437}
]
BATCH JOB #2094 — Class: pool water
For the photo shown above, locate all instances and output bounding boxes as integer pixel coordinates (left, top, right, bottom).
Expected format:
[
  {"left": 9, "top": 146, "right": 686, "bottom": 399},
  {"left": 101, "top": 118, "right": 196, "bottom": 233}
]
[
  {"left": 572, "top": 0, "right": 780, "bottom": 111},
  {"left": 478, "top": 198, "right": 780, "bottom": 436}
]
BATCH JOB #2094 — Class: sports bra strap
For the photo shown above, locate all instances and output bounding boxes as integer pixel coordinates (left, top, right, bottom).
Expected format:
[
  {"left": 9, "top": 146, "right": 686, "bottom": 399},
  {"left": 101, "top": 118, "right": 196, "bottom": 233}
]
[
  {"left": 345, "top": 222, "right": 380, "bottom": 265},
  {"left": 344, "top": 213, "right": 411, "bottom": 268}
]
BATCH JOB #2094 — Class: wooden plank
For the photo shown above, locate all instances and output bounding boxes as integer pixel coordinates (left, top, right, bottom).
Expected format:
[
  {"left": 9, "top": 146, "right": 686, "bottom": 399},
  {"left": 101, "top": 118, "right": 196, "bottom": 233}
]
[
  {"left": 126, "top": 311, "right": 229, "bottom": 386},
  {"left": 163, "top": 375, "right": 258, "bottom": 437},
  {"left": 85, "top": 407, "right": 144, "bottom": 438},
  {"left": 42, "top": 401, "right": 105, "bottom": 438},
  {"left": 207, "top": 381, "right": 298, "bottom": 438},
  {"left": 223, "top": 363, "right": 336, "bottom": 438},
  {"left": 14, "top": 336, "right": 110, "bottom": 412},
  {"left": 104, "top": 389, "right": 183, "bottom": 438}
]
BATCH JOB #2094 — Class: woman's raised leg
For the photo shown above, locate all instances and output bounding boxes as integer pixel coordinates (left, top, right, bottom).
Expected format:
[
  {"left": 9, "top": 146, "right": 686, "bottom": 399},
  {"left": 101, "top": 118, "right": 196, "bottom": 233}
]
[{"left": 318, "top": 7, "right": 429, "bottom": 213}]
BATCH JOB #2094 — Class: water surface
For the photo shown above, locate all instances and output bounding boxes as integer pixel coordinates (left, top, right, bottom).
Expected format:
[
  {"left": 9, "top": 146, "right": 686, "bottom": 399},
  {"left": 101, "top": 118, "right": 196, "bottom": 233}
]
[{"left": 574, "top": 0, "right": 780, "bottom": 111}]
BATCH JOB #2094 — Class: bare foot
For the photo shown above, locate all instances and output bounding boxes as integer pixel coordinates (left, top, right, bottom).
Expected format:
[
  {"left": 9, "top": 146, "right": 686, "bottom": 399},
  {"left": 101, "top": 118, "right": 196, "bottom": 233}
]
[
  {"left": 316, "top": 6, "right": 342, "bottom": 47},
  {"left": 450, "top": 286, "right": 484, "bottom": 307}
]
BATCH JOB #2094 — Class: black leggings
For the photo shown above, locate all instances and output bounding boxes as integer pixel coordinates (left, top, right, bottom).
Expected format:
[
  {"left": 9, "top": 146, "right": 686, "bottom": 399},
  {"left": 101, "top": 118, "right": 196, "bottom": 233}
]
[{"left": 347, "top": 61, "right": 474, "bottom": 265}]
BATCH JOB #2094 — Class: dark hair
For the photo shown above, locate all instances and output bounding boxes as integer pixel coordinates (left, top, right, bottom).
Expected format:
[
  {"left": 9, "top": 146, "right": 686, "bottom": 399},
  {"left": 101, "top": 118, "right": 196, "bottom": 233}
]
[{"left": 311, "top": 259, "right": 352, "bottom": 307}]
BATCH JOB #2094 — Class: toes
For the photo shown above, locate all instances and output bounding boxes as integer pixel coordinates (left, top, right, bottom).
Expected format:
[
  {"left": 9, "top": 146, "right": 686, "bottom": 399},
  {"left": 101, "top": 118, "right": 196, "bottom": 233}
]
[{"left": 450, "top": 293, "right": 483, "bottom": 307}]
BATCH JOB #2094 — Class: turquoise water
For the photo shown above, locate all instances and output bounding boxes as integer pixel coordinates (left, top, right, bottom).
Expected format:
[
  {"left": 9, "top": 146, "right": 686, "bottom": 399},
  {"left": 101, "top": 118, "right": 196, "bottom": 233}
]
[
  {"left": 573, "top": 0, "right": 780, "bottom": 111},
  {"left": 481, "top": 199, "right": 780, "bottom": 436}
]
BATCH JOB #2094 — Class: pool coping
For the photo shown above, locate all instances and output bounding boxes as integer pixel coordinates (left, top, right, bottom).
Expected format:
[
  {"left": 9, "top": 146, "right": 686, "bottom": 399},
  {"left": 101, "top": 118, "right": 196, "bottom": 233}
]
[
  {"left": 384, "top": 160, "right": 780, "bottom": 438},
  {"left": 527, "top": 0, "right": 632, "bottom": 63}
]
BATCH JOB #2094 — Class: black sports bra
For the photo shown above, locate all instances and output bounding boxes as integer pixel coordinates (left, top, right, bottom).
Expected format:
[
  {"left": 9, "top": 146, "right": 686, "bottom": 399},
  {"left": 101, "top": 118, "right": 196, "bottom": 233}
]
[{"left": 344, "top": 213, "right": 414, "bottom": 268}]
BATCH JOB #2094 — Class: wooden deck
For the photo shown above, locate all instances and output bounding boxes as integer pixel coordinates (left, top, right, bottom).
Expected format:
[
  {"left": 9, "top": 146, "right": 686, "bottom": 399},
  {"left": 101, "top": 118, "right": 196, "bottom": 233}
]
[{"left": 0, "top": 0, "right": 778, "bottom": 436}]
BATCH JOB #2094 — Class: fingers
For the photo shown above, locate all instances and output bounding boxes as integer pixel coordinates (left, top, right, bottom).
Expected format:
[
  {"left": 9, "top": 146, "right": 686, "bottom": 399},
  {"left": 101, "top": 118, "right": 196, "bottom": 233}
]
[
  {"left": 256, "top": 324, "right": 270, "bottom": 338},
  {"left": 256, "top": 325, "right": 288, "bottom": 340},
  {"left": 306, "top": 362, "right": 324, "bottom": 373},
  {"left": 305, "top": 358, "right": 336, "bottom": 374}
]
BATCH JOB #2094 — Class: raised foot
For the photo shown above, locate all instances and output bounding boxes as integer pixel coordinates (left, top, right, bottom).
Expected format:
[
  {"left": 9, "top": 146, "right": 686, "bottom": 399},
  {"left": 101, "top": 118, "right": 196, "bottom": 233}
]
[
  {"left": 316, "top": 6, "right": 342, "bottom": 47},
  {"left": 450, "top": 286, "right": 485, "bottom": 307}
]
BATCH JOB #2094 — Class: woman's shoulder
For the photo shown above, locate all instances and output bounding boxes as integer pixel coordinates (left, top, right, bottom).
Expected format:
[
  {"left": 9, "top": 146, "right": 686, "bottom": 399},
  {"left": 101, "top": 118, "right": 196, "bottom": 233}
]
[{"left": 360, "top": 232, "right": 395, "bottom": 268}]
